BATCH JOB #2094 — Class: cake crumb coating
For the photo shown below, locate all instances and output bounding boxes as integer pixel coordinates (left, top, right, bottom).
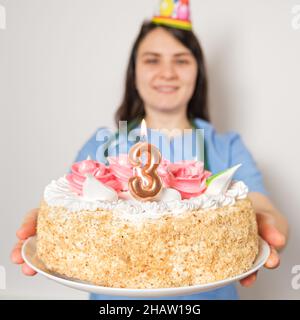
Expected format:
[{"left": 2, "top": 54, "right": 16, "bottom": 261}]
[{"left": 37, "top": 198, "right": 258, "bottom": 288}]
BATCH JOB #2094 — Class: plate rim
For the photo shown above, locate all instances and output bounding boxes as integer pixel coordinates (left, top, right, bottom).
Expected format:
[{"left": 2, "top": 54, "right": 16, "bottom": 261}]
[{"left": 22, "top": 235, "right": 270, "bottom": 297}]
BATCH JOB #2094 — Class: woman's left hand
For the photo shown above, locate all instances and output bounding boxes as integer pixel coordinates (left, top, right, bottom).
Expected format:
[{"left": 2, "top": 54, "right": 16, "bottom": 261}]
[{"left": 239, "top": 211, "right": 286, "bottom": 287}]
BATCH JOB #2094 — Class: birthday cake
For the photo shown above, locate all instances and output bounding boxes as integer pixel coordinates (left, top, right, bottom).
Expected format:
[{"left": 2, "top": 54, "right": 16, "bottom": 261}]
[{"left": 36, "top": 148, "right": 259, "bottom": 289}]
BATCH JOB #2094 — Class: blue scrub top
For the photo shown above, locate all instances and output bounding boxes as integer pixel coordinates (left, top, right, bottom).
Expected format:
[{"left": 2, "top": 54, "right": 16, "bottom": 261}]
[{"left": 73, "top": 118, "right": 267, "bottom": 300}]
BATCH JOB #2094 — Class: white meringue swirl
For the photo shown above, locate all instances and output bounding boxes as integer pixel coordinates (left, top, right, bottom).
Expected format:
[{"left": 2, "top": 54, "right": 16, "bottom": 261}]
[{"left": 43, "top": 176, "right": 248, "bottom": 223}]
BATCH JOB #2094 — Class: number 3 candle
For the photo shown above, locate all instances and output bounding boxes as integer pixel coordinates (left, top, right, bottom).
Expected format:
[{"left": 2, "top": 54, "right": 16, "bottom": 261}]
[{"left": 128, "top": 119, "right": 163, "bottom": 201}]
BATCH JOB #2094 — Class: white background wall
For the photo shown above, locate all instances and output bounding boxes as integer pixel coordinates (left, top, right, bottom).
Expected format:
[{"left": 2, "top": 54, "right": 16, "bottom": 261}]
[{"left": 0, "top": 0, "right": 299, "bottom": 299}]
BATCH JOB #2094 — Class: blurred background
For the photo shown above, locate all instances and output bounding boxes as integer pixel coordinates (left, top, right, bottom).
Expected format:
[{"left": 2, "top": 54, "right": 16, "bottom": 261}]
[{"left": 0, "top": 0, "right": 299, "bottom": 299}]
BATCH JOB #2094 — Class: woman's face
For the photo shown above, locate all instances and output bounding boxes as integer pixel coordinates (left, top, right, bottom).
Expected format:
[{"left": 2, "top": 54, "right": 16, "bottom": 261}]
[{"left": 135, "top": 28, "right": 198, "bottom": 114}]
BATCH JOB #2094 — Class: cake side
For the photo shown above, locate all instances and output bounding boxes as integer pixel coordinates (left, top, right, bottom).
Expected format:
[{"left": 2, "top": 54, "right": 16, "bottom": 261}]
[{"left": 36, "top": 197, "right": 258, "bottom": 289}]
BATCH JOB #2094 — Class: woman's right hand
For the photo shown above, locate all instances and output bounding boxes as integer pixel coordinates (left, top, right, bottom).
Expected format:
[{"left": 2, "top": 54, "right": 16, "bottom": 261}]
[{"left": 11, "top": 208, "right": 39, "bottom": 276}]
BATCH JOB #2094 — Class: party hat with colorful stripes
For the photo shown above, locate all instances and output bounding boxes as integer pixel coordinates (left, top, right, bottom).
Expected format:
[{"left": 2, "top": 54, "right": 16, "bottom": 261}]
[{"left": 152, "top": 0, "right": 192, "bottom": 31}]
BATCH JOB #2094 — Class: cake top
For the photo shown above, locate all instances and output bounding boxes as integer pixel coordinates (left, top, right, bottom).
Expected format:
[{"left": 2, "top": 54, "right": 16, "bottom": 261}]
[{"left": 44, "top": 155, "right": 249, "bottom": 222}]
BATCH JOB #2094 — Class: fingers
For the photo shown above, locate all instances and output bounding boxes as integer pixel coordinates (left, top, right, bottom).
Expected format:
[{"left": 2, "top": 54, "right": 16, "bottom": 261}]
[
  {"left": 16, "top": 208, "right": 39, "bottom": 240},
  {"left": 240, "top": 271, "right": 258, "bottom": 287},
  {"left": 11, "top": 240, "right": 37, "bottom": 275},
  {"left": 21, "top": 263, "right": 37, "bottom": 276},
  {"left": 264, "top": 246, "right": 280, "bottom": 269},
  {"left": 256, "top": 214, "right": 286, "bottom": 249},
  {"left": 12, "top": 208, "right": 39, "bottom": 277},
  {"left": 240, "top": 246, "right": 280, "bottom": 288},
  {"left": 11, "top": 240, "right": 24, "bottom": 264},
  {"left": 240, "top": 213, "right": 284, "bottom": 288}
]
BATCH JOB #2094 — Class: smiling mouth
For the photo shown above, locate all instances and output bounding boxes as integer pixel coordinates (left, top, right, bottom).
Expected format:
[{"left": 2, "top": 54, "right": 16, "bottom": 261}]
[{"left": 153, "top": 86, "right": 179, "bottom": 94}]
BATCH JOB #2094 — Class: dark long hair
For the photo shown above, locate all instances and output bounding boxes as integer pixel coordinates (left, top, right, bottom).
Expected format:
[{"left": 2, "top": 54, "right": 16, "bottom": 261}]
[{"left": 114, "top": 21, "right": 209, "bottom": 126}]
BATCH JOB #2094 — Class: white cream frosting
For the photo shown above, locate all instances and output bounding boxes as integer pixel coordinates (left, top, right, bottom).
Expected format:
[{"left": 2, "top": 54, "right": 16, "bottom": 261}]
[
  {"left": 155, "top": 188, "right": 182, "bottom": 201},
  {"left": 44, "top": 175, "right": 248, "bottom": 222},
  {"left": 82, "top": 174, "right": 118, "bottom": 202}
]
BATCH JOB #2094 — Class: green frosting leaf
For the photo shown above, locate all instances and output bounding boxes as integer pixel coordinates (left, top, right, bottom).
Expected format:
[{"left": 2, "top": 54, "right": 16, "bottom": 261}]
[{"left": 206, "top": 169, "right": 227, "bottom": 186}]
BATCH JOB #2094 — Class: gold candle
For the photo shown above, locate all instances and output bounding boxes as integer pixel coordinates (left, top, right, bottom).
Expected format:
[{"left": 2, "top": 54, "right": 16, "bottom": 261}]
[{"left": 128, "top": 120, "right": 163, "bottom": 201}]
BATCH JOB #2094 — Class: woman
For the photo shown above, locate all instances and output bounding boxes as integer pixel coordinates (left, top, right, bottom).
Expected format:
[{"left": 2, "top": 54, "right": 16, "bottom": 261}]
[{"left": 11, "top": 21, "right": 288, "bottom": 299}]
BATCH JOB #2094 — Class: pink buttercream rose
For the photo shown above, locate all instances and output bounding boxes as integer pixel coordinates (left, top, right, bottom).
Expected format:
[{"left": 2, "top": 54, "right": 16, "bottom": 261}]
[
  {"left": 157, "top": 158, "right": 172, "bottom": 188},
  {"left": 108, "top": 154, "right": 172, "bottom": 191},
  {"left": 66, "top": 157, "right": 211, "bottom": 200},
  {"left": 66, "top": 159, "right": 120, "bottom": 195},
  {"left": 108, "top": 154, "right": 133, "bottom": 191},
  {"left": 167, "top": 160, "right": 211, "bottom": 199}
]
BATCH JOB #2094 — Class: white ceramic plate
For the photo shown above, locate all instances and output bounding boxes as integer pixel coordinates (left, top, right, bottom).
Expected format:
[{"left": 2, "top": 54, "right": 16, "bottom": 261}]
[{"left": 22, "top": 236, "right": 270, "bottom": 297}]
